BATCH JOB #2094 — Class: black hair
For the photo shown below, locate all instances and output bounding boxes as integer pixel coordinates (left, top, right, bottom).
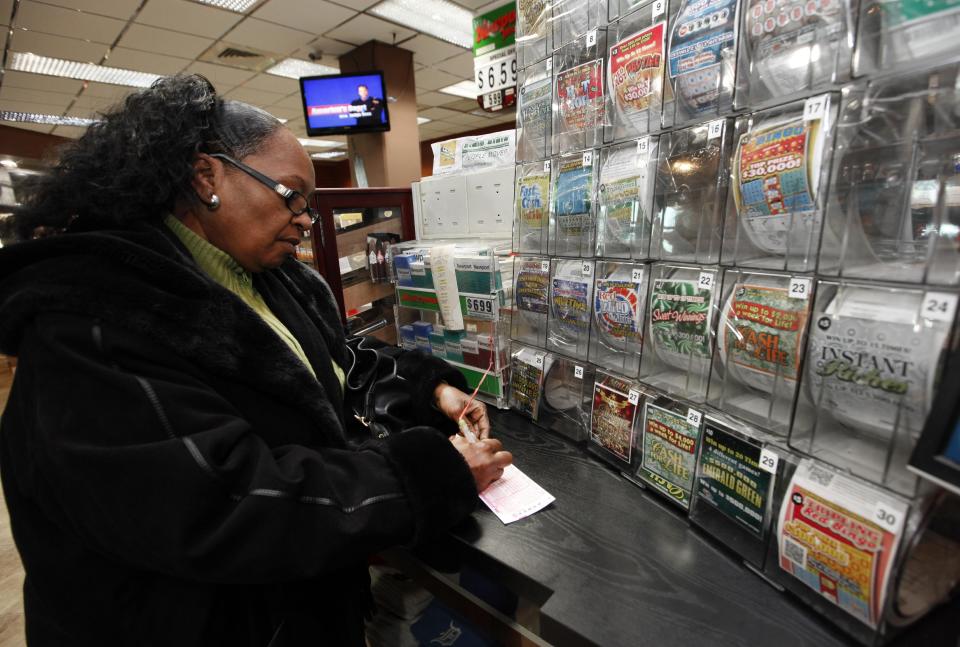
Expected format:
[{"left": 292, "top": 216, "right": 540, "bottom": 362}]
[
  {"left": 11, "top": 73, "right": 283, "bottom": 239},
  {"left": 357, "top": 84, "right": 368, "bottom": 90}
]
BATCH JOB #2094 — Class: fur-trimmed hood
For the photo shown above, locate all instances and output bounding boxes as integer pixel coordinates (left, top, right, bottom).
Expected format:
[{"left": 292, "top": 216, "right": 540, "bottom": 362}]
[{"left": 0, "top": 224, "right": 350, "bottom": 443}]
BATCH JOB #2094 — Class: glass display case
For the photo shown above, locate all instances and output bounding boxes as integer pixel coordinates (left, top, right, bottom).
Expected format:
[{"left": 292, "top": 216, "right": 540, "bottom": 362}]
[{"left": 311, "top": 187, "right": 416, "bottom": 345}]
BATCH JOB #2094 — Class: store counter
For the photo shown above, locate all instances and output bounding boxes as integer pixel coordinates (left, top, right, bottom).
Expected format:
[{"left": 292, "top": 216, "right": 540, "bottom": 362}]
[{"left": 386, "top": 409, "right": 960, "bottom": 647}]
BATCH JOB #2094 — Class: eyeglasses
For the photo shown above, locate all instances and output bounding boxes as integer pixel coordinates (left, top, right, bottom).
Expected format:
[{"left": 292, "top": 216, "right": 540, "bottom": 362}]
[{"left": 209, "top": 153, "right": 319, "bottom": 224}]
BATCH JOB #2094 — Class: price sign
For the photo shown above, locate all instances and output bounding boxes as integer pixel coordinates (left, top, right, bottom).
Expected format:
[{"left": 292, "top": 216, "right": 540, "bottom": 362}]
[
  {"left": 582, "top": 261, "right": 592, "bottom": 276},
  {"left": 474, "top": 46, "right": 518, "bottom": 95},
  {"left": 652, "top": 0, "right": 666, "bottom": 16},
  {"left": 574, "top": 365, "right": 584, "bottom": 379},
  {"left": 707, "top": 119, "right": 724, "bottom": 139},
  {"left": 759, "top": 448, "right": 779, "bottom": 474},
  {"left": 873, "top": 500, "right": 905, "bottom": 534},
  {"left": 789, "top": 277, "right": 812, "bottom": 300},
  {"left": 631, "top": 268, "right": 645, "bottom": 283},
  {"left": 803, "top": 94, "right": 830, "bottom": 121},
  {"left": 628, "top": 389, "right": 640, "bottom": 405},
  {"left": 482, "top": 91, "right": 503, "bottom": 110},
  {"left": 698, "top": 271, "right": 714, "bottom": 290},
  {"left": 540, "top": 260, "right": 550, "bottom": 272},
  {"left": 464, "top": 295, "right": 497, "bottom": 319},
  {"left": 923, "top": 291, "right": 958, "bottom": 322},
  {"left": 586, "top": 29, "right": 597, "bottom": 47},
  {"left": 543, "top": 159, "right": 551, "bottom": 173},
  {"left": 582, "top": 151, "right": 593, "bottom": 166},
  {"left": 686, "top": 408, "right": 702, "bottom": 426}
]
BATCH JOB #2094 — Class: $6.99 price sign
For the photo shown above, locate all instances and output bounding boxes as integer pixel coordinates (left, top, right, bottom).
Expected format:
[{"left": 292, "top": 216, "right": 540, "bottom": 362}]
[{"left": 464, "top": 295, "right": 497, "bottom": 319}]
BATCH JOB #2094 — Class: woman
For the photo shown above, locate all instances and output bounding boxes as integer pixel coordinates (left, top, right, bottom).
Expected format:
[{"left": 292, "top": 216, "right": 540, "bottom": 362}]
[{"left": 0, "top": 74, "right": 512, "bottom": 646}]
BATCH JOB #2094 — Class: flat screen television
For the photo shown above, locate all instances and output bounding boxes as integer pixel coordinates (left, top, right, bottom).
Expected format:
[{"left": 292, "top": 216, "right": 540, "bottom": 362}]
[
  {"left": 909, "top": 349, "right": 960, "bottom": 497},
  {"left": 299, "top": 71, "right": 390, "bottom": 136}
]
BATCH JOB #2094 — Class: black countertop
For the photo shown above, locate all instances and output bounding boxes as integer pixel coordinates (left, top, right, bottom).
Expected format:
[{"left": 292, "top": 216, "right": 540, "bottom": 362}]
[{"left": 437, "top": 409, "right": 958, "bottom": 647}]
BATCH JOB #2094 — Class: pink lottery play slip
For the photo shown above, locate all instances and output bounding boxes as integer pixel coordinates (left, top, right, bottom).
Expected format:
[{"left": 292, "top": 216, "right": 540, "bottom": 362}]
[{"left": 479, "top": 464, "right": 556, "bottom": 524}]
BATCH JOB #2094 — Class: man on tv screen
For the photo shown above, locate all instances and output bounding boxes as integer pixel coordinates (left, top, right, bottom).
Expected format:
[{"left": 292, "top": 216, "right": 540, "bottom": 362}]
[{"left": 350, "top": 84, "right": 383, "bottom": 126}]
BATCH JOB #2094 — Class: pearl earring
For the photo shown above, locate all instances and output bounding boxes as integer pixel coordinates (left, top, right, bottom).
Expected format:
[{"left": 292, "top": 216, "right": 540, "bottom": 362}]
[{"left": 207, "top": 194, "right": 220, "bottom": 210}]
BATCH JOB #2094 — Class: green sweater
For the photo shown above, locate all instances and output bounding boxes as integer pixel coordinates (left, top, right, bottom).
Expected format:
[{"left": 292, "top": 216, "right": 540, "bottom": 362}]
[{"left": 164, "top": 215, "right": 344, "bottom": 389}]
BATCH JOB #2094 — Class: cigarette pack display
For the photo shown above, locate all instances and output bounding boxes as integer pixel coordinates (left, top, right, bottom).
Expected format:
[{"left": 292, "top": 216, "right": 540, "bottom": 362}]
[
  {"left": 791, "top": 279, "right": 957, "bottom": 496},
  {"left": 735, "top": 0, "right": 856, "bottom": 108},
  {"left": 445, "top": 329, "right": 465, "bottom": 363},
  {"left": 508, "top": 345, "right": 550, "bottom": 420},
  {"left": 429, "top": 324, "right": 447, "bottom": 359},
  {"left": 517, "top": 0, "right": 553, "bottom": 69},
  {"left": 539, "top": 356, "right": 595, "bottom": 442},
  {"left": 547, "top": 258, "right": 595, "bottom": 361},
  {"left": 553, "top": 31, "right": 608, "bottom": 155},
  {"left": 596, "top": 137, "right": 658, "bottom": 260},
  {"left": 400, "top": 324, "right": 416, "bottom": 351},
  {"left": 651, "top": 119, "right": 732, "bottom": 263},
  {"left": 550, "top": 150, "right": 599, "bottom": 257},
  {"left": 606, "top": 6, "right": 668, "bottom": 141},
  {"left": 689, "top": 411, "right": 792, "bottom": 569},
  {"left": 412, "top": 321, "right": 434, "bottom": 353},
  {"left": 510, "top": 256, "right": 551, "bottom": 347},
  {"left": 639, "top": 262, "right": 720, "bottom": 402},
  {"left": 588, "top": 369, "right": 651, "bottom": 470},
  {"left": 552, "top": 0, "right": 607, "bottom": 49},
  {"left": 589, "top": 261, "right": 648, "bottom": 376},
  {"left": 662, "top": 0, "right": 740, "bottom": 128},
  {"left": 636, "top": 396, "right": 705, "bottom": 510},
  {"left": 819, "top": 62, "right": 960, "bottom": 285},
  {"left": 708, "top": 269, "right": 815, "bottom": 435},
  {"left": 517, "top": 59, "right": 554, "bottom": 162},
  {"left": 515, "top": 162, "right": 551, "bottom": 254},
  {"left": 722, "top": 94, "right": 839, "bottom": 272},
  {"left": 854, "top": 0, "right": 960, "bottom": 75}
]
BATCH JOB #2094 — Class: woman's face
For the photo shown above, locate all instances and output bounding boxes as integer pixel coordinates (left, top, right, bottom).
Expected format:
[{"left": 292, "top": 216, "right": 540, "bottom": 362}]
[{"left": 198, "top": 128, "right": 316, "bottom": 272}]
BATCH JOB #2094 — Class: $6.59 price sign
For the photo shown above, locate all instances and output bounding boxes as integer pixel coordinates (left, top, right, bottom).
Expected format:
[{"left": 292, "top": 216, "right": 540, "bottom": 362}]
[
  {"left": 475, "top": 46, "right": 517, "bottom": 94},
  {"left": 464, "top": 295, "right": 498, "bottom": 320}
]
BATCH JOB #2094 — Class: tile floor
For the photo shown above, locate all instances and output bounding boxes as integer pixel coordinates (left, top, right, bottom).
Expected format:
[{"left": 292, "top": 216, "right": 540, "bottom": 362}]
[{"left": 0, "top": 369, "right": 26, "bottom": 646}]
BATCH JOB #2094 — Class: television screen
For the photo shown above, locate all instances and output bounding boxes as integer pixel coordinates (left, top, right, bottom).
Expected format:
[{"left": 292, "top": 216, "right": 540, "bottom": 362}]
[
  {"left": 909, "top": 349, "right": 960, "bottom": 497},
  {"left": 299, "top": 71, "right": 390, "bottom": 136}
]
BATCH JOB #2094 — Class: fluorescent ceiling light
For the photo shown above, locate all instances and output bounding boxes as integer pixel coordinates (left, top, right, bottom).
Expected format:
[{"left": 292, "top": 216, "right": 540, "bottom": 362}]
[
  {"left": 266, "top": 58, "right": 338, "bottom": 80},
  {"left": 188, "top": 0, "right": 261, "bottom": 12},
  {"left": 370, "top": 0, "right": 473, "bottom": 49},
  {"left": 311, "top": 151, "right": 346, "bottom": 159},
  {"left": 439, "top": 80, "right": 478, "bottom": 99},
  {"left": 9, "top": 52, "right": 161, "bottom": 88},
  {"left": 417, "top": 117, "right": 432, "bottom": 125},
  {"left": 0, "top": 111, "right": 99, "bottom": 127},
  {"left": 297, "top": 138, "right": 343, "bottom": 148}
]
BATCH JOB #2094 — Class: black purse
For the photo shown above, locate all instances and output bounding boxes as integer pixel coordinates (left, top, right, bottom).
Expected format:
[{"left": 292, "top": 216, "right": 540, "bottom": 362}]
[{"left": 344, "top": 336, "right": 417, "bottom": 440}]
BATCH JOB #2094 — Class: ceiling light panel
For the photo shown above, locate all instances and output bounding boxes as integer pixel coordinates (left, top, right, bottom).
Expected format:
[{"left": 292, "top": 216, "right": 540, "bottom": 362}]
[
  {"left": 266, "top": 58, "right": 338, "bottom": 80},
  {"left": 297, "top": 138, "right": 343, "bottom": 148},
  {"left": 369, "top": 0, "right": 473, "bottom": 49},
  {"left": 9, "top": 53, "right": 161, "bottom": 88},
  {"left": 439, "top": 80, "right": 479, "bottom": 99},
  {"left": 189, "top": 0, "right": 261, "bottom": 13},
  {"left": 0, "top": 111, "right": 99, "bottom": 126},
  {"left": 311, "top": 151, "right": 346, "bottom": 159},
  {"left": 417, "top": 116, "right": 432, "bottom": 124}
]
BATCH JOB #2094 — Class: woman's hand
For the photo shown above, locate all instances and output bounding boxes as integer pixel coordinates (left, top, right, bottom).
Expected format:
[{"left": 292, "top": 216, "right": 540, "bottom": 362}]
[
  {"left": 434, "top": 383, "right": 491, "bottom": 439},
  {"left": 450, "top": 435, "right": 513, "bottom": 492}
]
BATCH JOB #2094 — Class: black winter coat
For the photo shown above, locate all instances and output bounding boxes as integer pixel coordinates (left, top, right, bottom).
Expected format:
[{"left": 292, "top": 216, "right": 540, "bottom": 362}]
[{"left": 0, "top": 223, "right": 478, "bottom": 646}]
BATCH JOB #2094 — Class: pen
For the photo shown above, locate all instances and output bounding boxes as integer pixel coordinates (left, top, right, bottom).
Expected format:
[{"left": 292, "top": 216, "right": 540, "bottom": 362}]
[{"left": 457, "top": 357, "right": 494, "bottom": 444}]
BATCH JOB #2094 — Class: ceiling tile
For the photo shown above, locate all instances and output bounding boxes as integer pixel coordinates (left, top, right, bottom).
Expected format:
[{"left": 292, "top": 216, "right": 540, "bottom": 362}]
[
  {"left": 240, "top": 73, "right": 299, "bottom": 95},
  {"left": 185, "top": 61, "right": 257, "bottom": 90},
  {"left": 105, "top": 48, "right": 191, "bottom": 76},
  {"left": 1, "top": 70, "right": 84, "bottom": 94},
  {"left": 135, "top": 0, "right": 242, "bottom": 39},
  {"left": 267, "top": 104, "right": 304, "bottom": 120},
  {"left": 14, "top": 1, "right": 126, "bottom": 44},
  {"left": 447, "top": 98, "right": 480, "bottom": 111},
  {"left": 68, "top": 93, "right": 125, "bottom": 111},
  {"left": 0, "top": 0, "right": 13, "bottom": 26},
  {"left": 327, "top": 0, "right": 379, "bottom": 9},
  {"left": 415, "top": 91, "right": 460, "bottom": 107},
  {"left": 0, "top": 86, "right": 76, "bottom": 109},
  {"left": 269, "top": 92, "right": 307, "bottom": 109},
  {"left": 414, "top": 67, "right": 463, "bottom": 92},
  {"left": 52, "top": 124, "right": 90, "bottom": 138},
  {"left": 418, "top": 106, "right": 465, "bottom": 120},
  {"left": 444, "top": 112, "right": 479, "bottom": 126},
  {"left": 0, "top": 98, "right": 67, "bottom": 114},
  {"left": 323, "top": 14, "right": 415, "bottom": 46},
  {"left": 221, "top": 18, "right": 314, "bottom": 56},
  {"left": 80, "top": 82, "right": 136, "bottom": 100},
  {"left": 294, "top": 36, "right": 355, "bottom": 59},
  {"left": 2, "top": 122, "right": 56, "bottom": 134},
  {"left": 118, "top": 24, "right": 213, "bottom": 59},
  {"left": 223, "top": 86, "right": 287, "bottom": 107},
  {"left": 435, "top": 51, "right": 474, "bottom": 78},
  {"left": 252, "top": 0, "right": 355, "bottom": 35},
  {"left": 401, "top": 35, "right": 467, "bottom": 66},
  {"left": 9, "top": 29, "right": 110, "bottom": 63},
  {"left": 465, "top": 0, "right": 504, "bottom": 9},
  {"left": 37, "top": 0, "right": 141, "bottom": 20}
]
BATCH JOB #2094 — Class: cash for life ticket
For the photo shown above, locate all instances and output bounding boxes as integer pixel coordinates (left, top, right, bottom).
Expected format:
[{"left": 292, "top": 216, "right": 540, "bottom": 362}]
[{"left": 479, "top": 464, "right": 556, "bottom": 524}]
